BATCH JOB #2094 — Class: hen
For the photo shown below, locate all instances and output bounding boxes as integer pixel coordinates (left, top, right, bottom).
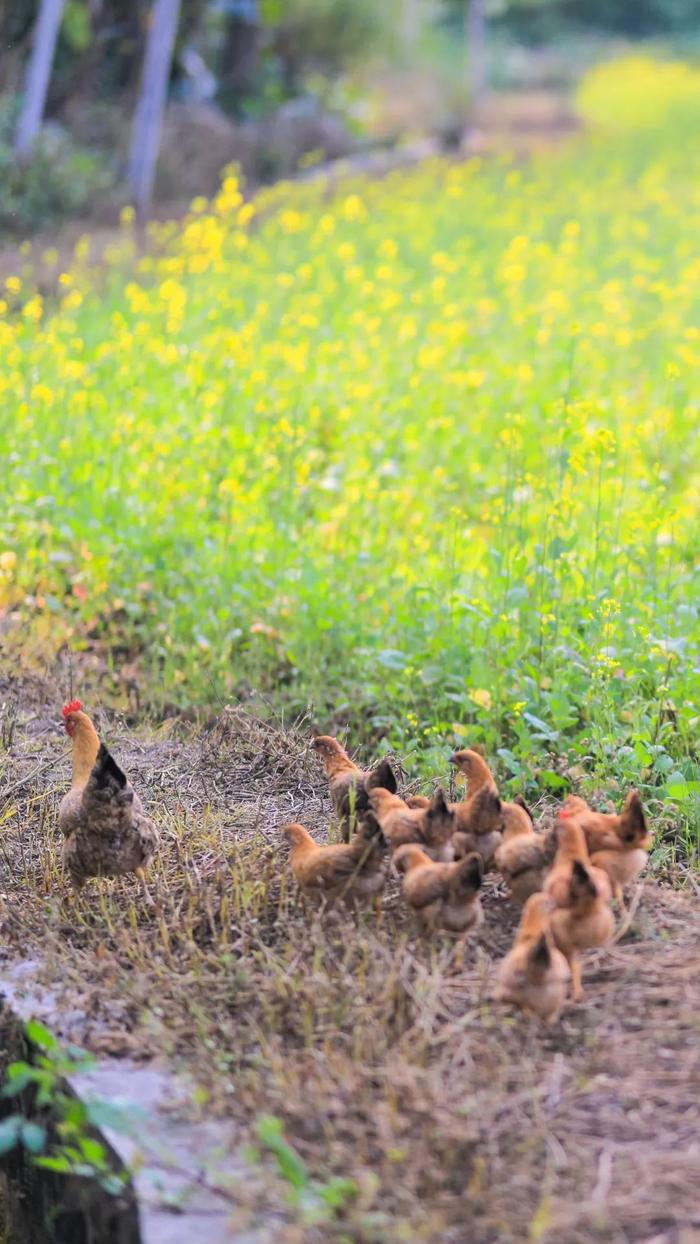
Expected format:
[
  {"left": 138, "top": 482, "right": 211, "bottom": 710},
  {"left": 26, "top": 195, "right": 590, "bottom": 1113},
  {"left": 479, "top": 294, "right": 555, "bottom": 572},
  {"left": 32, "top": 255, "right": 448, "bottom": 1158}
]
[
  {"left": 562, "top": 791, "right": 651, "bottom": 900},
  {"left": 312, "top": 735, "right": 397, "bottom": 841},
  {"left": 451, "top": 786, "right": 504, "bottom": 868},
  {"left": 393, "top": 844, "right": 483, "bottom": 944},
  {"left": 449, "top": 748, "right": 496, "bottom": 798},
  {"left": 368, "top": 786, "right": 456, "bottom": 861},
  {"left": 450, "top": 748, "right": 534, "bottom": 867},
  {"left": 494, "top": 803, "right": 557, "bottom": 903},
  {"left": 282, "top": 817, "right": 388, "bottom": 907},
  {"left": 450, "top": 749, "right": 529, "bottom": 817},
  {"left": 549, "top": 859, "right": 615, "bottom": 1002},
  {"left": 495, "top": 893, "right": 570, "bottom": 1023},
  {"left": 59, "top": 700, "right": 159, "bottom": 905},
  {"left": 543, "top": 814, "right": 612, "bottom": 908}
]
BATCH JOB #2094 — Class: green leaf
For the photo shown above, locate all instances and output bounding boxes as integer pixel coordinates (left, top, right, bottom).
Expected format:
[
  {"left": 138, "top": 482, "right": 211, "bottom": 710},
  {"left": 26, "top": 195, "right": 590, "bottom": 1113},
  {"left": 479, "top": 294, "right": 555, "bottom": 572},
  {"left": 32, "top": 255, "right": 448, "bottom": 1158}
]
[
  {"left": 0, "top": 1116, "right": 22, "bottom": 1154},
  {"left": 375, "top": 649, "right": 407, "bottom": 672},
  {"left": 63, "top": 1099, "right": 89, "bottom": 1129},
  {"left": 666, "top": 780, "right": 700, "bottom": 800},
  {"left": 538, "top": 769, "right": 568, "bottom": 791},
  {"left": 497, "top": 748, "right": 522, "bottom": 776},
  {"left": 2, "top": 1063, "right": 40, "bottom": 1097},
  {"left": 256, "top": 1114, "right": 283, "bottom": 1143},
  {"left": 25, "top": 1020, "right": 58, "bottom": 1052},
  {"left": 20, "top": 1122, "right": 46, "bottom": 1154},
  {"left": 317, "top": 1176, "right": 357, "bottom": 1208},
  {"left": 34, "top": 1156, "right": 73, "bottom": 1174},
  {"left": 86, "top": 1098, "right": 140, "bottom": 1136},
  {"left": 77, "top": 1136, "right": 109, "bottom": 1169},
  {"left": 523, "top": 712, "right": 557, "bottom": 740},
  {"left": 256, "top": 1115, "right": 308, "bottom": 1191},
  {"left": 100, "top": 1173, "right": 127, "bottom": 1196}
]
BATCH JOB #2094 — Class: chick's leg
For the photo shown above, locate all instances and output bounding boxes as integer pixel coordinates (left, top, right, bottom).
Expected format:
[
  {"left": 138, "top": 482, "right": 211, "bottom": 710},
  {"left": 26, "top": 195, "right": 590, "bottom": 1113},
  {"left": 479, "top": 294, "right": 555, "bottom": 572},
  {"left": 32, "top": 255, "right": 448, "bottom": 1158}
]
[
  {"left": 453, "top": 934, "right": 468, "bottom": 971},
  {"left": 135, "top": 866, "right": 155, "bottom": 909},
  {"left": 570, "top": 956, "right": 584, "bottom": 1003}
]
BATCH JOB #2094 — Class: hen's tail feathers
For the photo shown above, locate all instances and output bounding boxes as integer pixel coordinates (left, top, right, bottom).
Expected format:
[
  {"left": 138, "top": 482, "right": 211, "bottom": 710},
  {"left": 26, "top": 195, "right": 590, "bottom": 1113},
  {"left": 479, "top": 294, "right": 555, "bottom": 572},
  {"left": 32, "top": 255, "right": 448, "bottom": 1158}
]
[
  {"left": 513, "top": 794, "right": 535, "bottom": 825},
  {"left": 454, "top": 853, "right": 483, "bottom": 897},
  {"left": 368, "top": 759, "right": 398, "bottom": 795},
  {"left": 359, "top": 809, "right": 388, "bottom": 849},
  {"left": 526, "top": 931, "right": 552, "bottom": 981},
  {"left": 570, "top": 858, "right": 598, "bottom": 902},
  {"left": 92, "top": 743, "right": 128, "bottom": 792},
  {"left": 428, "top": 786, "right": 451, "bottom": 818},
  {"left": 81, "top": 742, "right": 136, "bottom": 827}
]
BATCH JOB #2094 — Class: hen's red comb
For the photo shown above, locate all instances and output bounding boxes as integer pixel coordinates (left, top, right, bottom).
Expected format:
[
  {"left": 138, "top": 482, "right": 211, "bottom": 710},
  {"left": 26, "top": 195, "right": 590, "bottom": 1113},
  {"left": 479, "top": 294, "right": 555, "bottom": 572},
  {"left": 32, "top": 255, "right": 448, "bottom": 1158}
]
[
  {"left": 62, "top": 699, "right": 82, "bottom": 717},
  {"left": 557, "top": 806, "right": 576, "bottom": 821}
]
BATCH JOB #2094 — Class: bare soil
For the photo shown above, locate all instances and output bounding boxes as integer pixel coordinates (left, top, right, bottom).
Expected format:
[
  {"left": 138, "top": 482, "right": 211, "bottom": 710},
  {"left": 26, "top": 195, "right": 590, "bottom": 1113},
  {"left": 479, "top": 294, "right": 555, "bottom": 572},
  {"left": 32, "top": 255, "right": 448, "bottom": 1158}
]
[{"left": 0, "top": 660, "right": 699, "bottom": 1243}]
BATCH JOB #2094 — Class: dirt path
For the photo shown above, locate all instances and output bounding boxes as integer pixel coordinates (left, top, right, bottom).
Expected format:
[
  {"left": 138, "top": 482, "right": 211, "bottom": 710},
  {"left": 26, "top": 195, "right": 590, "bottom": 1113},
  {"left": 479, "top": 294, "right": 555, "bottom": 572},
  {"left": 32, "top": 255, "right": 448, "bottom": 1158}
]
[{"left": 0, "top": 665, "right": 698, "bottom": 1242}]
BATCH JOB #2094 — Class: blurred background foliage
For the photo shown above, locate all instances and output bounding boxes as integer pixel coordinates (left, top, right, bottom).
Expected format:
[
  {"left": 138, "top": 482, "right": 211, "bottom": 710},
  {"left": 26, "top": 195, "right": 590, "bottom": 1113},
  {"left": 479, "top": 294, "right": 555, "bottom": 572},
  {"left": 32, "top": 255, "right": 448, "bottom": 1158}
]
[{"left": 1, "top": 0, "right": 700, "bottom": 232}]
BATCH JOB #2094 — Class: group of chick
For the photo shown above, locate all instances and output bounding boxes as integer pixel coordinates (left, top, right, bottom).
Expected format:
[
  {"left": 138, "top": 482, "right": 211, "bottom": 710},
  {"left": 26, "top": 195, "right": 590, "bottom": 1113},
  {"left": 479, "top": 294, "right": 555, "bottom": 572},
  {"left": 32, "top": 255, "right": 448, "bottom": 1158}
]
[
  {"left": 56, "top": 700, "right": 651, "bottom": 1024},
  {"left": 285, "top": 736, "right": 653, "bottom": 1023}
]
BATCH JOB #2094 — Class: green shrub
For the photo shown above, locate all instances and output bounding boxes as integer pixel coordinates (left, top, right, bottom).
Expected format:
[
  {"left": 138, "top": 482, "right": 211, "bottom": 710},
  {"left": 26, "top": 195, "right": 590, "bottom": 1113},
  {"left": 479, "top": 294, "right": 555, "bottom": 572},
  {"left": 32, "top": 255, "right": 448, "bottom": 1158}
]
[
  {"left": 0, "top": 98, "right": 114, "bottom": 235},
  {"left": 261, "top": 0, "right": 402, "bottom": 85}
]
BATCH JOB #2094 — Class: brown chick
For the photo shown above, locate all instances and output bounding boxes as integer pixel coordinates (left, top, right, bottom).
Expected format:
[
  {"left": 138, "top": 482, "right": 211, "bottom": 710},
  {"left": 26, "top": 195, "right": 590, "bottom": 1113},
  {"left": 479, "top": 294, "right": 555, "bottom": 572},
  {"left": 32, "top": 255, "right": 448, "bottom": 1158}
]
[
  {"left": 393, "top": 844, "right": 483, "bottom": 944},
  {"left": 282, "top": 817, "right": 388, "bottom": 907},
  {"left": 494, "top": 801, "right": 557, "bottom": 903},
  {"left": 561, "top": 790, "right": 646, "bottom": 850},
  {"left": 543, "top": 815, "right": 612, "bottom": 908},
  {"left": 549, "top": 859, "right": 615, "bottom": 1002},
  {"left": 369, "top": 786, "right": 456, "bottom": 862},
  {"left": 312, "top": 735, "right": 397, "bottom": 841},
  {"left": 451, "top": 786, "right": 504, "bottom": 869},
  {"left": 449, "top": 748, "right": 497, "bottom": 797},
  {"left": 562, "top": 791, "right": 651, "bottom": 900},
  {"left": 503, "top": 795, "right": 535, "bottom": 837},
  {"left": 405, "top": 794, "right": 430, "bottom": 809},
  {"left": 495, "top": 893, "right": 571, "bottom": 1023},
  {"left": 59, "top": 700, "right": 159, "bottom": 906},
  {"left": 450, "top": 749, "right": 532, "bottom": 868}
]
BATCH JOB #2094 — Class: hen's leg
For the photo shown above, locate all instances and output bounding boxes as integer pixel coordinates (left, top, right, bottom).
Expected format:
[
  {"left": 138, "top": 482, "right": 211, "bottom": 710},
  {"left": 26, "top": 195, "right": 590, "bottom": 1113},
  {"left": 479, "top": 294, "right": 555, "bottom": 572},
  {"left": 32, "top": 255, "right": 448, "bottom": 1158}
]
[
  {"left": 135, "top": 866, "right": 155, "bottom": 908},
  {"left": 65, "top": 874, "right": 85, "bottom": 907}
]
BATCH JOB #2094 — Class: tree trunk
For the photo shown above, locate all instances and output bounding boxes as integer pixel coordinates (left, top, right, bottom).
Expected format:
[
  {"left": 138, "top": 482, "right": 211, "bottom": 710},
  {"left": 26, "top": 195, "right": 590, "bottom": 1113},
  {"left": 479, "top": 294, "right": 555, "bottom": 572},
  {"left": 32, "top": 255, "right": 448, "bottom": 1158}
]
[
  {"left": 14, "top": 0, "right": 66, "bottom": 157},
  {"left": 218, "top": 1, "right": 261, "bottom": 107},
  {"left": 466, "top": 0, "right": 487, "bottom": 116},
  {"left": 127, "top": 0, "right": 182, "bottom": 219},
  {"left": 220, "top": 16, "right": 261, "bottom": 102}
]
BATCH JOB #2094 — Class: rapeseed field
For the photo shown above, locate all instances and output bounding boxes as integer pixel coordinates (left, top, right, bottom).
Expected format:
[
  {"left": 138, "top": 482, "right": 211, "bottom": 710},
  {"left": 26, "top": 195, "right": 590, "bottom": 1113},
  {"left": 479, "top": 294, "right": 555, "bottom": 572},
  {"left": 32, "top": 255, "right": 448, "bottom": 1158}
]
[{"left": 2, "top": 57, "right": 700, "bottom": 850}]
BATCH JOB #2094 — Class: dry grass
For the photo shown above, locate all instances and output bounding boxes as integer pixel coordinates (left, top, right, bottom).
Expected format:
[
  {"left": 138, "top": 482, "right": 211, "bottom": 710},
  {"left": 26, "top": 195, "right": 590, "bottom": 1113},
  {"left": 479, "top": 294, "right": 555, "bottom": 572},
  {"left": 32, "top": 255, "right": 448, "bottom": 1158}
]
[{"left": 1, "top": 665, "right": 699, "bottom": 1242}]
